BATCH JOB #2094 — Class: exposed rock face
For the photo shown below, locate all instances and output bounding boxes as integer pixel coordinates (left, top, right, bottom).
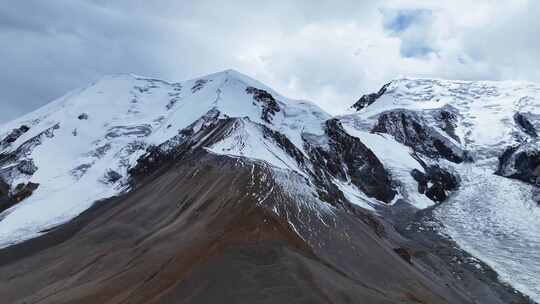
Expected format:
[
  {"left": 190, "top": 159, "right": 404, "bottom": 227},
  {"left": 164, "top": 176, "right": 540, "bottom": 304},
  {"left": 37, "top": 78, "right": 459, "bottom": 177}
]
[
  {"left": 302, "top": 119, "right": 397, "bottom": 205},
  {"left": 0, "top": 125, "right": 29, "bottom": 149},
  {"left": 261, "top": 127, "right": 307, "bottom": 167},
  {"left": 411, "top": 165, "right": 460, "bottom": 203},
  {"left": 393, "top": 247, "right": 413, "bottom": 264},
  {"left": 410, "top": 169, "right": 429, "bottom": 193},
  {"left": 0, "top": 124, "right": 59, "bottom": 209},
  {"left": 105, "top": 124, "right": 152, "bottom": 139},
  {"left": 497, "top": 139, "right": 540, "bottom": 185},
  {"left": 0, "top": 182, "right": 39, "bottom": 213},
  {"left": 0, "top": 124, "right": 59, "bottom": 164},
  {"left": 514, "top": 112, "right": 537, "bottom": 138},
  {"left": 0, "top": 179, "right": 11, "bottom": 212},
  {"left": 323, "top": 119, "right": 396, "bottom": 203},
  {"left": 373, "top": 110, "right": 466, "bottom": 163},
  {"left": 102, "top": 170, "right": 122, "bottom": 184},
  {"left": 434, "top": 109, "right": 460, "bottom": 142},
  {"left": 351, "top": 82, "right": 391, "bottom": 111},
  {"left": 16, "top": 159, "right": 38, "bottom": 175},
  {"left": 12, "top": 182, "right": 39, "bottom": 202},
  {"left": 191, "top": 79, "right": 208, "bottom": 93},
  {"left": 0, "top": 124, "right": 61, "bottom": 213},
  {"left": 246, "top": 86, "right": 281, "bottom": 123}
]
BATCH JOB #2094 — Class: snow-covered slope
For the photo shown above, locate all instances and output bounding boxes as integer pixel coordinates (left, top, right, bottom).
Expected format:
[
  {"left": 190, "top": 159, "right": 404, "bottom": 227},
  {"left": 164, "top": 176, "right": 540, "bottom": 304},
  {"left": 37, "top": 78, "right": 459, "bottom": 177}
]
[
  {"left": 436, "top": 164, "right": 540, "bottom": 302},
  {"left": 0, "top": 69, "right": 330, "bottom": 248},
  {"left": 351, "top": 78, "right": 540, "bottom": 167},
  {"left": 344, "top": 78, "right": 540, "bottom": 302}
]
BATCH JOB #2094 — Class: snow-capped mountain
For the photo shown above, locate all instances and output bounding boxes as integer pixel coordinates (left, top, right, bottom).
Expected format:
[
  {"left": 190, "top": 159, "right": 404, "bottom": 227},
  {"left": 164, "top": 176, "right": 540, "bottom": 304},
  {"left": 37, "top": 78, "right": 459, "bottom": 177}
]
[
  {"left": 350, "top": 78, "right": 540, "bottom": 166},
  {"left": 0, "top": 70, "right": 330, "bottom": 247},
  {"left": 346, "top": 78, "right": 540, "bottom": 302},
  {"left": 0, "top": 71, "right": 538, "bottom": 304},
  {"left": 0, "top": 69, "right": 408, "bottom": 249}
]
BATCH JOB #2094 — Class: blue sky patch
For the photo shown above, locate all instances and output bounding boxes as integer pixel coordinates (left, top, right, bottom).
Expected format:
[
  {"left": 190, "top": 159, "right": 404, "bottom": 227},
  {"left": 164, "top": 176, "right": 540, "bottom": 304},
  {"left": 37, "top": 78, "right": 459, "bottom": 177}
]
[
  {"left": 401, "top": 45, "right": 434, "bottom": 58},
  {"left": 381, "top": 8, "right": 434, "bottom": 58},
  {"left": 382, "top": 9, "right": 432, "bottom": 34}
]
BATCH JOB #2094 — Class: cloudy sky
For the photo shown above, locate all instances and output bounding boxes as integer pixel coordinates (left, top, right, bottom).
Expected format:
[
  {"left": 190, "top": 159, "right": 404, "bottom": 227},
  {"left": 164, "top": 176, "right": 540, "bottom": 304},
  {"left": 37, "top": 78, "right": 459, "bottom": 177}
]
[{"left": 1, "top": 0, "right": 539, "bottom": 123}]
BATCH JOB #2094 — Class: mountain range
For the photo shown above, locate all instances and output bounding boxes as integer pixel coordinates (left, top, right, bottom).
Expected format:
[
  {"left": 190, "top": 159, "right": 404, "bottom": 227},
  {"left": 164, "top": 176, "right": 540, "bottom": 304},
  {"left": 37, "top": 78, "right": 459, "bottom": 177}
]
[{"left": 0, "top": 70, "right": 538, "bottom": 303}]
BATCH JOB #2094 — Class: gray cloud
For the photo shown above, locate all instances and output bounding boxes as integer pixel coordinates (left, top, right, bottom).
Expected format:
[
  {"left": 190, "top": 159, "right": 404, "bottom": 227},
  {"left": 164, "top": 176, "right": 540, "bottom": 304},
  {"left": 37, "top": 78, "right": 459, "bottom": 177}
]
[{"left": 1, "top": 0, "right": 540, "bottom": 123}]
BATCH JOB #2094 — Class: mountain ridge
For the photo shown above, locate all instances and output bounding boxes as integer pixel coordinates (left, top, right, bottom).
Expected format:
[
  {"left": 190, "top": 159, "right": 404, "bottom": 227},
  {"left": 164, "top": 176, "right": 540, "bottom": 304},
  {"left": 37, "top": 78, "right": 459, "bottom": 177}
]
[{"left": 0, "top": 69, "right": 538, "bottom": 303}]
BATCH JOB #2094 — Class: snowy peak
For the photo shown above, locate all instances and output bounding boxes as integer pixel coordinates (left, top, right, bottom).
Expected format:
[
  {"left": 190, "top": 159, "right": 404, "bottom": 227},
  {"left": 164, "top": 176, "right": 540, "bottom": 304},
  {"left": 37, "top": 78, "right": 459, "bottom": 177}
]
[
  {"left": 353, "top": 77, "right": 540, "bottom": 115},
  {"left": 348, "top": 78, "right": 540, "bottom": 166},
  {"left": 0, "top": 69, "right": 330, "bottom": 247}
]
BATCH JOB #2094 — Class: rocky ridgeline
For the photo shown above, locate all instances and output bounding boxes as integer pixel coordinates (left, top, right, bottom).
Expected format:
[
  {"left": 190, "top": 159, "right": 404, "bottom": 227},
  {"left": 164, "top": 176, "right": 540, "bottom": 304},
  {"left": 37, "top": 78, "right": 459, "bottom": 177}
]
[
  {"left": 351, "top": 82, "right": 392, "bottom": 111},
  {"left": 356, "top": 81, "right": 540, "bottom": 206},
  {"left": 0, "top": 124, "right": 47, "bottom": 212}
]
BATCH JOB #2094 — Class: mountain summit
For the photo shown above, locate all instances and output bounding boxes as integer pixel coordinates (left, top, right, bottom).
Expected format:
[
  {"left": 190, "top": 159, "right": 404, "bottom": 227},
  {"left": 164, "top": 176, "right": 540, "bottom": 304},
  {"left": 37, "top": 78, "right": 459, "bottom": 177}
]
[
  {"left": 0, "top": 71, "right": 538, "bottom": 303},
  {"left": 0, "top": 69, "right": 329, "bottom": 246}
]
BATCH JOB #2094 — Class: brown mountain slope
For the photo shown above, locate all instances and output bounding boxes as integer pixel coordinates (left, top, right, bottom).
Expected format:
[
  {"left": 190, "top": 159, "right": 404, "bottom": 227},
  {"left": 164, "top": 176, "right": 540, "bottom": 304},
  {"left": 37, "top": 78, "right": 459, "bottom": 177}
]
[{"left": 0, "top": 152, "right": 516, "bottom": 303}]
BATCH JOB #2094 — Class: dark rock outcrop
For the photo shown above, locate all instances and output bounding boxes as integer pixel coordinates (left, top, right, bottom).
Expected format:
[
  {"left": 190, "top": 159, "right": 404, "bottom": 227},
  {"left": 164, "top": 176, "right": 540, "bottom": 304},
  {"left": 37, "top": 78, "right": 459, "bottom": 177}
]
[
  {"left": 0, "top": 178, "right": 11, "bottom": 212},
  {"left": 0, "top": 125, "right": 30, "bottom": 148},
  {"left": 105, "top": 125, "right": 152, "bottom": 139},
  {"left": 411, "top": 169, "right": 428, "bottom": 194},
  {"left": 0, "top": 181, "right": 40, "bottom": 213},
  {"left": 514, "top": 112, "right": 537, "bottom": 138},
  {"left": 128, "top": 111, "right": 224, "bottom": 180},
  {"left": 497, "top": 140, "right": 540, "bottom": 185},
  {"left": 308, "top": 119, "right": 396, "bottom": 203},
  {"left": 411, "top": 165, "right": 460, "bottom": 203},
  {"left": 166, "top": 91, "right": 181, "bottom": 110},
  {"left": 0, "top": 125, "right": 61, "bottom": 211},
  {"left": 435, "top": 109, "right": 460, "bottom": 142},
  {"left": 246, "top": 86, "right": 281, "bottom": 123},
  {"left": 261, "top": 127, "right": 307, "bottom": 168},
  {"left": 425, "top": 182, "right": 447, "bottom": 202},
  {"left": 533, "top": 188, "right": 540, "bottom": 205},
  {"left": 191, "top": 79, "right": 208, "bottom": 93},
  {"left": 373, "top": 110, "right": 465, "bottom": 163},
  {"left": 103, "top": 170, "right": 122, "bottom": 184},
  {"left": 0, "top": 124, "right": 59, "bottom": 166},
  {"left": 393, "top": 247, "right": 413, "bottom": 264},
  {"left": 351, "top": 82, "right": 392, "bottom": 111},
  {"left": 11, "top": 182, "right": 39, "bottom": 203},
  {"left": 16, "top": 159, "right": 38, "bottom": 176}
]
